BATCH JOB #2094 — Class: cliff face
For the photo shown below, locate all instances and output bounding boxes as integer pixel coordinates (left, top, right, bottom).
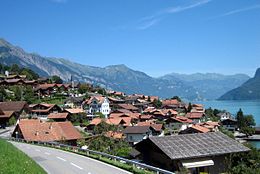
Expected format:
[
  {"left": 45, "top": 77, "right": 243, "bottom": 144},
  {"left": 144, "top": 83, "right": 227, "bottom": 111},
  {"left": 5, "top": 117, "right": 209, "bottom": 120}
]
[{"left": 219, "top": 68, "right": 260, "bottom": 100}]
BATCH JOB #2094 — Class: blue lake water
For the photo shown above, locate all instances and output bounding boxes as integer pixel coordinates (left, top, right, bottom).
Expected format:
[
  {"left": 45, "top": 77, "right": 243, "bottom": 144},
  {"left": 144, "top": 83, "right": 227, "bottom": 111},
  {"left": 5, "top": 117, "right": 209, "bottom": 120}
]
[
  {"left": 197, "top": 100, "right": 260, "bottom": 126},
  {"left": 197, "top": 100, "right": 260, "bottom": 148}
]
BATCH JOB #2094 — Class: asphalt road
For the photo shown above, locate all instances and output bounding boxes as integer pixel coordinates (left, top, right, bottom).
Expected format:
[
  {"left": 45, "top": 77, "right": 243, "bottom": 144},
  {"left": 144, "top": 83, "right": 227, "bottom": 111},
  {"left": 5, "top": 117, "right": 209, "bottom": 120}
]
[{"left": 11, "top": 142, "right": 132, "bottom": 174}]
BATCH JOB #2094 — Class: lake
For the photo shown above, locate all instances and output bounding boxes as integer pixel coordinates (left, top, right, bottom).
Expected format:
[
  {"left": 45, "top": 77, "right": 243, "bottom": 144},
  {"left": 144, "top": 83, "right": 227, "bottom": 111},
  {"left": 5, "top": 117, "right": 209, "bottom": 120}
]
[
  {"left": 197, "top": 100, "right": 260, "bottom": 148},
  {"left": 197, "top": 100, "right": 260, "bottom": 126}
]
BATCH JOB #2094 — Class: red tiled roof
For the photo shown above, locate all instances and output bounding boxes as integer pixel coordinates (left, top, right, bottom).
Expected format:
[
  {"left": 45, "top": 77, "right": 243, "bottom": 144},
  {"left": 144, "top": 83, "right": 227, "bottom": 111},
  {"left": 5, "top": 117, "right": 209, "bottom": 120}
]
[
  {"left": 172, "top": 116, "right": 193, "bottom": 123},
  {"left": 17, "top": 119, "right": 82, "bottom": 142},
  {"left": 48, "top": 113, "right": 69, "bottom": 119},
  {"left": 36, "top": 84, "right": 58, "bottom": 90},
  {"left": 89, "top": 118, "right": 102, "bottom": 126},
  {"left": 191, "top": 124, "right": 210, "bottom": 133},
  {"left": 162, "top": 99, "right": 180, "bottom": 106},
  {"left": 0, "top": 101, "right": 27, "bottom": 112},
  {"left": 186, "top": 112, "right": 204, "bottom": 119},
  {"left": 65, "top": 108, "right": 84, "bottom": 114},
  {"left": 117, "top": 104, "right": 138, "bottom": 111},
  {"left": 105, "top": 131, "right": 124, "bottom": 139}
]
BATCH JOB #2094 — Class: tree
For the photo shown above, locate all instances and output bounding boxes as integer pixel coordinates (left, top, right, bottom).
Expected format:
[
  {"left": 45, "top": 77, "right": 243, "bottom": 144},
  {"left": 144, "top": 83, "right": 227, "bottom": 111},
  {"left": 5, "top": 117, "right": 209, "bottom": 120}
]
[
  {"left": 152, "top": 99, "right": 162, "bottom": 108},
  {"left": 0, "top": 86, "right": 7, "bottom": 102},
  {"left": 51, "top": 75, "right": 63, "bottom": 84},
  {"left": 78, "top": 84, "right": 89, "bottom": 94},
  {"left": 236, "top": 109, "right": 256, "bottom": 135},
  {"left": 87, "top": 135, "right": 131, "bottom": 157},
  {"left": 171, "top": 96, "right": 182, "bottom": 102},
  {"left": 10, "top": 64, "right": 20, "bottom": 74},
  {"left": 20, "top": 68, "right": 39, "bottom": 80},
  {"left": 227, "top": 144, "right": 260, "bottom": 174},
  {"left": 187, "top": 102, "right": 192, "bottom": 112},
  {"left": 236, "top": 108, "right": 245, "bottom": 129},
  {"left": 93, "top": 121, "right": 117, "bottom": 135},
  {"left": 23, "top": 86, "right": 36, "bottom": 104}
]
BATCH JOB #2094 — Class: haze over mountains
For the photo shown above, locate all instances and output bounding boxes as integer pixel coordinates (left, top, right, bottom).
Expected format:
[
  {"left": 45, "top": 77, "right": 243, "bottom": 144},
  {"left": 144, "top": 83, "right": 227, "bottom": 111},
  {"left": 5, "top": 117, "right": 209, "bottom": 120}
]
[{"left": 0, "top": 39, "right": 250, "bottom": 100}]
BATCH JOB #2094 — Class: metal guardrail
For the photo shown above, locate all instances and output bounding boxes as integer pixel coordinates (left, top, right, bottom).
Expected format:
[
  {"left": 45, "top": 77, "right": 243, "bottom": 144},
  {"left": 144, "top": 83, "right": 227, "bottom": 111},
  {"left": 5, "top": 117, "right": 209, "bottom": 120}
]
[{"left": 6, "top": 137, "right": 174, "bottom": 174}]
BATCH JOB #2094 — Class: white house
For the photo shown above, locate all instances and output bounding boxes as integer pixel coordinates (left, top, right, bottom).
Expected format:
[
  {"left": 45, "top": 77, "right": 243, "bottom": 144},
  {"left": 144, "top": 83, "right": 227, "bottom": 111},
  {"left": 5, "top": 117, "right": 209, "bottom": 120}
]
[{"left": 85, "top": 96, "right": 111, "bottom": 118}]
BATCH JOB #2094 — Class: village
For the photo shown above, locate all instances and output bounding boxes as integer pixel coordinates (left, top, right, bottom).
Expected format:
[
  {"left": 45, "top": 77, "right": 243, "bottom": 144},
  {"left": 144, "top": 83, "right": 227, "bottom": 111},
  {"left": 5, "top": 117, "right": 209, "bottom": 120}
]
[{"left": 0, "top": 65, "right": 257, "bottom": 174}]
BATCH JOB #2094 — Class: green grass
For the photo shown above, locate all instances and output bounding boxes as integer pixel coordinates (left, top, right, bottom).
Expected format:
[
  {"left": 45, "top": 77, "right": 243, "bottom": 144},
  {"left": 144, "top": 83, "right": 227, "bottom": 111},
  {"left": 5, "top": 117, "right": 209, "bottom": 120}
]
[{"left": 0, "top": 139, "right": 47, "bottom": 174}]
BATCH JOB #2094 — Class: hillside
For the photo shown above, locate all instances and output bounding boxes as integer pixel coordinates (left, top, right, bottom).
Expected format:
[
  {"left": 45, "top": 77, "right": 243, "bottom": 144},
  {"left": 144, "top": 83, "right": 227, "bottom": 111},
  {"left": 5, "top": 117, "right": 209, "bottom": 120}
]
[
  {"left": 219, "top": 68, "right": 260, "bottom": 100},
  {"left": 0, "top": 38, "right": 249, "bottom": 100}
]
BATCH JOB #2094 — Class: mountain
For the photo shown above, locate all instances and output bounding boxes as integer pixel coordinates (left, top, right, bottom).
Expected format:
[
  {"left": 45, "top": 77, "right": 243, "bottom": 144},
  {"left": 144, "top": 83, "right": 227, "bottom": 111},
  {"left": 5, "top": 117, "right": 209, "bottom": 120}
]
[
  {"left": 219, "top": 68, "right": 260, "bottom": 100},
  {"left": 0, "top": 38, "right": 250, "bottom": 100},
  {"left": 160, "top": 73, "right": 250, "bottom": 100}
]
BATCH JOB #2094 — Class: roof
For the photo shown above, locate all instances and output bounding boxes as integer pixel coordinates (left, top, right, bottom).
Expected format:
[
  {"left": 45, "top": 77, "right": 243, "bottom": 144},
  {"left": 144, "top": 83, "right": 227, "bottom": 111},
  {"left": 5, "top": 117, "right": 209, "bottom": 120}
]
[
  {"left": 105, "top": 131, "right": 124, "bottom": 139},
  {"left": 87, "top": 96, "right": 106, "bottom": 105},
  {"left": 65, "top": 108, "right": 84, "bottom": 114},
  {"left": 168, "top": 116, "right": 193, "bottom": 123},
  {"left": 0, "top": 101, "right": 27, "bottom": 112},
  {"left": 145, "top": 132, "right": 250, "bottom": 160},
  {"left": 89, "top": 118, "right": 102, "bottom": 125},
  {"left": 162, "top": 99, "right": 180, "bottom": 106},
  {"left": 48, "top": 113, "right": 69, "bottom": 119},
  {"left": 123, "top": 126, "right": 151, "bottom": 134},
  {"left": 191, "top": 124, "right": 210, "bottom": 133},
  {"left": 186, "top": 112, "right": 204, "bottom": 119},
  {"left": 16, "top": 119, "right": 82, "bottom": 142},
  {"left": 118, "top": 104, "right": 139, "bottom": 111},
  {"left": 0, "top": 110, "right": 15, "bottom": 118},
  {"left": 35, "top": 84, "right": 58, "bottom": 90}
]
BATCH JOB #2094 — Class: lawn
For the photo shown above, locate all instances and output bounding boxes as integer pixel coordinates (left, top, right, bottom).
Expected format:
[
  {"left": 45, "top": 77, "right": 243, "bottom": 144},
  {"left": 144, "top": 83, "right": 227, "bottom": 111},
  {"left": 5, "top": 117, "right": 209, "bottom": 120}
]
[{"left": 0, "top": 139, "right": 47, "bottom": 174}]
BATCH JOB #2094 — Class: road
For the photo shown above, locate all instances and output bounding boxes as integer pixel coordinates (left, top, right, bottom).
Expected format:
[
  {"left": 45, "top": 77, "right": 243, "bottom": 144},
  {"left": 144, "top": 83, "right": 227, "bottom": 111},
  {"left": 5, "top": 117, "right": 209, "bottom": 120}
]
[{"left": 11, "top": 142, "right": 132, "bottom": 174}]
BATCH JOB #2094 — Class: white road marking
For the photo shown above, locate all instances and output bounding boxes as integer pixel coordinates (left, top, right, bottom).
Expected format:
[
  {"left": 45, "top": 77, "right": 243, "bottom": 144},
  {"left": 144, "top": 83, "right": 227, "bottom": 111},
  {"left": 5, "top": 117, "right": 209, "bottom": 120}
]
[
  {"left": 88, "top": 172, "right": 91, "bottom": 174},
  {"left": 56, "top": 156, "right": 66, "bottom": 162},
  {"left": 70, "top": 162, "right": 83, "bottom": 170},
  {"left": 44, "top": 152, "right": 50, "bottom": 155},
  {"left": 35, "top": 149, "right": 41, "bottom": 152}
]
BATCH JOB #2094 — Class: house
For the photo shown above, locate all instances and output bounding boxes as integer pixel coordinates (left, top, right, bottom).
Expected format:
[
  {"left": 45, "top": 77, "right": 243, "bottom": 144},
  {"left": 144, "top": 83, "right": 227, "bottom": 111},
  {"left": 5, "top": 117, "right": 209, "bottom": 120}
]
[
  {"left": 185, "top": 112, "right": 206, "bottom": 123},
  {"left": 151, "top": 109, "right": 178, "bottom": 120},
  {"left": 123, "top": 126, "right": 153, "bottom": 145},
  {"left": 29, "top": 103, "right": 62, "bottom": 118},
  {"left": 221, "top": 118, "right": 238, "bottom": 131},
  {"left": 0, "top": 101, "right": 29, "bottom": 128},
  {"left": 47, "top": 113, "right": 69, "bottom": 122},
  {"left": 34, "top": 84, "right": 59, "bottom": 96},
  {"left": 64, "top": 97, "right": 84, "bottom": 108},
  {"left": 191, "top": 104, "right": 205, "bottom": 113},
  {"left": 161, "top": 99, "right": 180, "bottom": 108},
  {"left": 12, "top": 119, "right": 82, "bottom": 145},
  {"left": 198, "top": 122, "right": 220, "bottom": 132},
  {"left": 134, "top": 132, "right": 250, "bottom": 173},
  {"left": 217, "top": 112, "right": 233, "bottom": 121},
  {"left": 165, "top": 116, "right": 193, "bottom": 134},
  {"left": 136, "top": 121, "right": 164, "bottom": 136},
  {"left": 84, "top": 96, "right": 111, "bottom": 118}
]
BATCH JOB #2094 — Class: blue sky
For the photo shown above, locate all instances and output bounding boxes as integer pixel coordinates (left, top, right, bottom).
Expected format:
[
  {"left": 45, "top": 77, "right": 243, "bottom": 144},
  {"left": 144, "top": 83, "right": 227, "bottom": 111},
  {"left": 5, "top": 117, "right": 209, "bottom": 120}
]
[{"left": 1, "top": 0, "right": 260, "bottom": 77}]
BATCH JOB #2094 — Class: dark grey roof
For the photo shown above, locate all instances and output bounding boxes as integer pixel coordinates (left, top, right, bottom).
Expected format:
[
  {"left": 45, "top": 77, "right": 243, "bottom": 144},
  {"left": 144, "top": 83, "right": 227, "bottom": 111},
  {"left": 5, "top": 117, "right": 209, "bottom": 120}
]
[
  {"left": 123, "top": 126, "right": 151, "bottom": 134},
  {"left": 149, "top": 132, "right": 250, "bottom": 160}
]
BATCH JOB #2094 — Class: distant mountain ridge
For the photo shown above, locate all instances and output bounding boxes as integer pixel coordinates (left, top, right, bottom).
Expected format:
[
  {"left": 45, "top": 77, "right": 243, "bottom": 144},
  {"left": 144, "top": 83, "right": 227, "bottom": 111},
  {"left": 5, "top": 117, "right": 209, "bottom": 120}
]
[
  {"left": 0, "top": 38, "right": 250, "bottom": 100},
  {"left": 219, "top": 68, "right": 260, "bottom": 100}
]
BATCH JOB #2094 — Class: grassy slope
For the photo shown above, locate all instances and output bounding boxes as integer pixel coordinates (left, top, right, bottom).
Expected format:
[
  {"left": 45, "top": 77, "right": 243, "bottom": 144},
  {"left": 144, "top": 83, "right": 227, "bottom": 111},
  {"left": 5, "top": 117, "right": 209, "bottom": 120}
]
[{"left": 0, "top": 139, "right": 46, "bottom": 174}]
